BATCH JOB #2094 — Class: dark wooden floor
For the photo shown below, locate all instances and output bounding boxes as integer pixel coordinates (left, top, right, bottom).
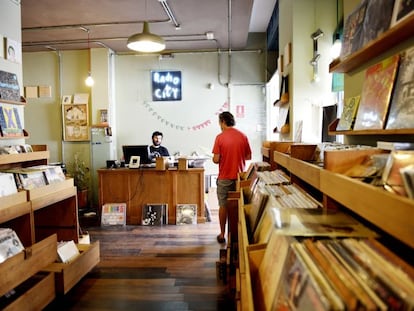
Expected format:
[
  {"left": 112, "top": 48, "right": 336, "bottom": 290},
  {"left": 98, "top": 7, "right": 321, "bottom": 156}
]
[{"left": 45, "top": 191, "right": 234, "bottom": 311}]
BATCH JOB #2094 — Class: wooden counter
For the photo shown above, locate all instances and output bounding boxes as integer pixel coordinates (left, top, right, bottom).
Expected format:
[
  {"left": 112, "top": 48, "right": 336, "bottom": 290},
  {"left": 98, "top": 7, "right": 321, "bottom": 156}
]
[{"left": 98, "top": 167, "right": 205, "bottom": 224}]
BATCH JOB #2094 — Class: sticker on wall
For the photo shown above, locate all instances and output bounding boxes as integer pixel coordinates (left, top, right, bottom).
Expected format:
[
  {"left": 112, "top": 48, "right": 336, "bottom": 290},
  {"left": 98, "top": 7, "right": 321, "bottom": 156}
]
[{"left": 151, "top": 70, "right": 182, "bottom": 101}]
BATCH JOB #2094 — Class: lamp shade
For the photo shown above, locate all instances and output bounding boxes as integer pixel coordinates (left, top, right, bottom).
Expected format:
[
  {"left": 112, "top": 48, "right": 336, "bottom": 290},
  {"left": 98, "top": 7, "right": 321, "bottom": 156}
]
[{"left": 127, "top": 22, "right": 166, "bottom": 53}]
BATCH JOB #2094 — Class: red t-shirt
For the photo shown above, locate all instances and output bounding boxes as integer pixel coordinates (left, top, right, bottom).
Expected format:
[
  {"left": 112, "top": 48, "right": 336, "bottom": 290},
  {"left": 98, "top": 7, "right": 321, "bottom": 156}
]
[{"left": 212, "top": 127, "right": 251, "bottom": 180}]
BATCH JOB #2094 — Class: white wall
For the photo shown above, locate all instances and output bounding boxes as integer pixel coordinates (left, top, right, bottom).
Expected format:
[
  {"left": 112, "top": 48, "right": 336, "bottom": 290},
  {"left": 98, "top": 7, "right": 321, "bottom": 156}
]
[
  {"left": 277, "top": 0, "right": 338, "bottom": 143},
  {"left": 114, "top": 51, "right": 266, "bottom": 175},
  {"left": 0, "top": 0, "right": 24, "bottom": 148}
]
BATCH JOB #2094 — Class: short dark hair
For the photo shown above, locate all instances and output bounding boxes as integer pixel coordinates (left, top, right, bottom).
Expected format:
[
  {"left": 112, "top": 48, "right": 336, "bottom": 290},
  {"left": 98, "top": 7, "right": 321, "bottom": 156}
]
[
  {"left": 152, "top": 131, "right": 163, "bottom": 138},
  {"left": 219, "top": 111, "right": 235, "bottom": 126}
]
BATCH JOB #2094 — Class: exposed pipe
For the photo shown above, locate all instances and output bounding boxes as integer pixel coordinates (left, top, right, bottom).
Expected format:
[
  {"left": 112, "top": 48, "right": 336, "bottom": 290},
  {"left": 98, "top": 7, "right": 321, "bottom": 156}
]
[
  {"left": 227, "top": 0, "right": 232, "bottom": 109},
  {"left": 158, "top": 0, "right": 180, "bottom": 29}
]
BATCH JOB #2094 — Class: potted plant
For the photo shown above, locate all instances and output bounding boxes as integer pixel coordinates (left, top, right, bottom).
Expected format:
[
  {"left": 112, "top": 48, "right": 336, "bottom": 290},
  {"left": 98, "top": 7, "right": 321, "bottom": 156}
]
[{"left": 67, "top": 153, "right": 91, "bottom": 209}]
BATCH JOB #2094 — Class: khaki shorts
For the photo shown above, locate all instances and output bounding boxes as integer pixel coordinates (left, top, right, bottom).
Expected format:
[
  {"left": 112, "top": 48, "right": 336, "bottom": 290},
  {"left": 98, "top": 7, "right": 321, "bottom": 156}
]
[{"left": 216, "top": 179, "right": 236, "bottom": 207}]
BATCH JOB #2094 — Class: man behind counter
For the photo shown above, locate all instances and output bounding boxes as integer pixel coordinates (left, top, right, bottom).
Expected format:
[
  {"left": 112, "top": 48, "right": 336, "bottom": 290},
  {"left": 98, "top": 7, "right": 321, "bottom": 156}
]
[{"left": 149, "top": 131, "right": 170, "bottom": 161}]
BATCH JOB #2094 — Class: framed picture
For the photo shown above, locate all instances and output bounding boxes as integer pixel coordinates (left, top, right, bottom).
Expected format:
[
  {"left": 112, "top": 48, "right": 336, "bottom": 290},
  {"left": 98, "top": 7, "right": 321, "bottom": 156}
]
[
  {"left": 99, "top": 109, "right": 108, "bottom": 124},
  {"left": 391, "top": 0, "right": 414, "bottom": 26},
  {"left": 62, "top": 103, "right": 89, "bottom": 141},
  {"left": 62, "top": 95, "right": 72, "bottom": 104},
  {"left": 4, "top": 37, "right": 22, "bottom": 64}
]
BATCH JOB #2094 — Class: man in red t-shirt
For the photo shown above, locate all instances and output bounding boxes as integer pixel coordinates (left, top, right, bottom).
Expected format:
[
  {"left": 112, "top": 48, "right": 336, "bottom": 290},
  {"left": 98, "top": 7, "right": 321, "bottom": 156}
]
[{"left": 212, "top": 112, "right": 251, "bottom": 243}]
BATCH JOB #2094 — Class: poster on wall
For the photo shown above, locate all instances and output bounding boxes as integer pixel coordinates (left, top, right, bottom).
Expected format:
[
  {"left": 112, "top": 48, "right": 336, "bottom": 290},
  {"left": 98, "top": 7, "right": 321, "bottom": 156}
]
[
  {"left": 151, "top": 70, "right": 182, "bottom": 101},
  {"left": 4, "top": 37, "right": 22, "bottom": 64},
  {"left": 62, "top": 103, "right": 89, "bottom": 141}
]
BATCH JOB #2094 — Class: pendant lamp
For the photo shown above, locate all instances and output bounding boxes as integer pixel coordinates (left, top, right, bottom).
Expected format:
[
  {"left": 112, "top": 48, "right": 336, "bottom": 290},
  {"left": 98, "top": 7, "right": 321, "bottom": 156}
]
[
  {"left": 127, "top": 21, "right": 166, "bottom": 53},
  {"left": 85, "top": 30, "right": 94, "bottom": 87}
]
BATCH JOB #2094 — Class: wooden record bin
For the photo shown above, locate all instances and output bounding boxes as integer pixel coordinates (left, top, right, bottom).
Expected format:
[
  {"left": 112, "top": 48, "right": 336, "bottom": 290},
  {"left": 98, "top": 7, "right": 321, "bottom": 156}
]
[{"left": 0, "top": 145, "right": 100, "bottom": 308}]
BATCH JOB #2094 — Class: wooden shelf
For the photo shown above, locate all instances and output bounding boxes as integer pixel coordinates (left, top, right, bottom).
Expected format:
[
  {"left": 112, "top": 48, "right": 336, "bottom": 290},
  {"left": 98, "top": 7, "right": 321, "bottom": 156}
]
[
  {"left": 328, "top": 118, "right": 414, "bottom": 136},
  {"left": 329, "top": 14, "right": 414, "bottom": 73},
  {"left": 0, "top": 129, "right": 30, "bottom": 140},
  {"left": 28, "top": 179, "right": 75, "bottom": 210},
  {"left": 0, "top": 97, "right": 27, "bottom": 106},
  {"left": 288, "top": 156, "right": 321, "bottom": 189},
  {"left": 0, "top": 146, "right": 49, "bottom": 167},
  {"left": 0, "top": 144, "right": 99, "bottom": 308},
  {"left": 320, "top": 169, "right": 414, "bottom": 249},
  {"left": 0, "top": 192, "right": 30, "bottom": 223},
  {"left": 271, "top": 151, "right": 414, "bottom": 249},
  {"left": 0, "top": 234, "right": 57, "bottom": 297},
  {"left": 43, "top": 242, "right": 100, "bottom": 295}
]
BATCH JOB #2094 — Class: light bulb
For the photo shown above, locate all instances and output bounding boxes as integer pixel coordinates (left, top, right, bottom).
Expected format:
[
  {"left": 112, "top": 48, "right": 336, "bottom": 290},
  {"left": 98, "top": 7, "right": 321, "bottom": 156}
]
[
  {"left": 331, "top": 35, "right": 342, "bottom": 59},
  {"left": 85, "top": 73, "right": 94, "bottom": 87}
]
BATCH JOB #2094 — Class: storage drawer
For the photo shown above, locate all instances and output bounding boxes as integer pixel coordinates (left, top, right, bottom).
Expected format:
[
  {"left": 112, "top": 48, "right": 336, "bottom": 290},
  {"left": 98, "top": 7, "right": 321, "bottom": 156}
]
[
  {"left": 1, "top": 272, "right": 55, "bottom": 311},
  {"left": 43, "top": 241, "right": 100, "bottom": 294},
  {"left": 0, "top": 234, "right": 57, "bottom": 297}
]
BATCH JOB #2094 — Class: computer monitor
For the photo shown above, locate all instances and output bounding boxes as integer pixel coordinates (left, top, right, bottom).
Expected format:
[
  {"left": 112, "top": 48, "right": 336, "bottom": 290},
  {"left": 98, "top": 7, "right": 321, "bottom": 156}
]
[{"left": 122, "top": 145, "right": 152, "bottom": 165}]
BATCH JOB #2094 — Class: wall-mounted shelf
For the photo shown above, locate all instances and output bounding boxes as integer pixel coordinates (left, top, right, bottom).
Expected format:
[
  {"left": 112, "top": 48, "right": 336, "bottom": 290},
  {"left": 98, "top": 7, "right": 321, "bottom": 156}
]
[
  {"left": 328, "top": 118, "right": 414, "bottom": 136},
  {"left": 0, "top": 97, "right": 27, "bottom": 106},
  {"left": 329, "top": 14, "right": 414, "bottom": 73}
]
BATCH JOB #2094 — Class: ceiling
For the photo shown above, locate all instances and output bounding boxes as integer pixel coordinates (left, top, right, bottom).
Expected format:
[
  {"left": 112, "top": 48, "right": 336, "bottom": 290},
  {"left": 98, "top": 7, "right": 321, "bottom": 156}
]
[{"left": 21, "top": 0, "right": 277, "bottom": 54}]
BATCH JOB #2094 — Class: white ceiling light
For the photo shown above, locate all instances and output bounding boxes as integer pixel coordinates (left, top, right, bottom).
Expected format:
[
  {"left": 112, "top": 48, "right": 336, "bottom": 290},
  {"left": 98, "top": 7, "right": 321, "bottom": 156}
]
[
  {"left": 85, "top": 29, "right": 94, "bottom": 87},
  {"left": 127, "top": 21, "right": 166, "bottom": 53}
]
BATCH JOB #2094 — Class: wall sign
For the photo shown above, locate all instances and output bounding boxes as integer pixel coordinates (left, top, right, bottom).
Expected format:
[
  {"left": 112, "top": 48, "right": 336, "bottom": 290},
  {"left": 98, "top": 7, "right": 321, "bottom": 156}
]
[{"left": 151, "top": 70, "right": 182, "bottom": 101}]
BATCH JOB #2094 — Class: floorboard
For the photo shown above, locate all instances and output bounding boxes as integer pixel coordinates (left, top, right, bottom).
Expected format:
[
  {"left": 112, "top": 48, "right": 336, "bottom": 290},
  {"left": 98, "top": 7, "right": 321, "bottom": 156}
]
[{"left": 44, "top": 190, "right": 234, "bottom": 311}]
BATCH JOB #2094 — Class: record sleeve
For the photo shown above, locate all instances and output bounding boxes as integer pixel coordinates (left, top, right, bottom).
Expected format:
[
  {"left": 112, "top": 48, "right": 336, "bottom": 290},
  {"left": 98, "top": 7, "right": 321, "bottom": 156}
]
[
  {"left": 279, "top": 242, "right": 337, "bottom": 310},
  {"left": 381, "top": 150, "right": 414, "bottom": 196},
  {"left": 142, "top": 203, "right": 166, "bottom": 226},
  {"left": 341, "top": 1, "right": 367, "bottom": 58},
  {"left": 386, "top": 46, "right": 414, "bottom": 129},
  {"left": 303, "top": 239, "right": 358, "bottom": 310},
  {"left": 0, "top": 228, "right": 24, "bottom": 264},
  {"left": 336, "top": 95, "right": 361, "bottom": 131},
  {"left": 176, "top": 204, "right": 197, "bottom": 225},
  {"left": 354, "top": 54, "right": 400, "bottom": 130}
]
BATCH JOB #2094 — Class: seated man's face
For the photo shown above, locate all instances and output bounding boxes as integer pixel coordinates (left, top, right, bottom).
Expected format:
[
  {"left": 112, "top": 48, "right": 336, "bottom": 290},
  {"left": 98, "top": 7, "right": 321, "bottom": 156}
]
[{"left": 152, "top": 135, "right": 163, "bottom": 146}]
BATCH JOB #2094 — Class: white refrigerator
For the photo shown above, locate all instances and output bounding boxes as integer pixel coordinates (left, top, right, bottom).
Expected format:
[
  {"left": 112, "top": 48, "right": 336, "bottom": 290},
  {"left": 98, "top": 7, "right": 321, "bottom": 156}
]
[{"left": 91, "top": 127, "right": 113, "bottom": 209}]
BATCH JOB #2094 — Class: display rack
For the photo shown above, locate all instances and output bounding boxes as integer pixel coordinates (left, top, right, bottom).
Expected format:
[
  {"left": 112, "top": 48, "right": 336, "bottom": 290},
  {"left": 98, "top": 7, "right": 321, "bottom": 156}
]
[{"left": 0, "top": 145, "right": 100, "bottom": 307}]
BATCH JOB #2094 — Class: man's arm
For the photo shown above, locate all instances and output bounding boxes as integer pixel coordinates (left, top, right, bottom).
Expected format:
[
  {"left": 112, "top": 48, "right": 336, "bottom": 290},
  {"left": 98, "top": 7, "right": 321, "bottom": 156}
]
[{"left": 213, "top": 153, "right": 220, "bottom": 164}]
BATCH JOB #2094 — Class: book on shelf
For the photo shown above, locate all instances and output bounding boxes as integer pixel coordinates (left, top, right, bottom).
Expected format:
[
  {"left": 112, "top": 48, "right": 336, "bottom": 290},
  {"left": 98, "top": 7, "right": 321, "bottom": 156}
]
[
  {"left": 353, "top": 54, "right": 400, "bottom": 130},
  {"left": 336, "top": 95, "right": 361, "bottom": 131},
  {"left": 142, "top": 203, "right": 167, "bottom": 226},
  {"left": 0, "top": 228, "right": 25, "bottom": 264},
  {"left": 176, "top": 204, "right": 197, "bottom": 225},
  {"left": 385, "top": 46, "right": 414, "bottom": 129}
]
